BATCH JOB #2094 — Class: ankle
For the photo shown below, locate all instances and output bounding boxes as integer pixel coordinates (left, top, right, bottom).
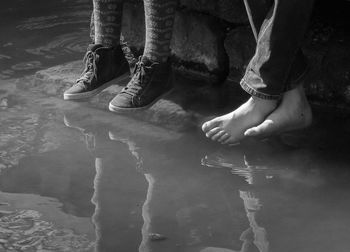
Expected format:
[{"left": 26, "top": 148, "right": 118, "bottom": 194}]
[
  {"left": 142, "top": 53, "right": 169, "bottom": 63},
  {"left": 251, "top": 96, "right": 278, "bottom": 113},
  {"left": 283, "top": 85, "right": 308, "bottom": 106}
]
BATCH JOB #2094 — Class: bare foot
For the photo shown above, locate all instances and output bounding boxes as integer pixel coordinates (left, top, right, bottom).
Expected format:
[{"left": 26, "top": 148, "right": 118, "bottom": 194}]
[
  {"left": 244, "top": 85, "right": 312, "bottom": 137},
  {"left": 202, "top": 97, "right": 277, "bottom": 144}
]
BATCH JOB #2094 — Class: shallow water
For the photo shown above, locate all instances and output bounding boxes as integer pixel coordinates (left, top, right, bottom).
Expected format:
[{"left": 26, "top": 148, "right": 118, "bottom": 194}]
[
  {"left": 1, "top": 1, "right": 350, "bottom": 252},
  {"left": 0, "top": 0, "right": 91, "bottom": 80}
]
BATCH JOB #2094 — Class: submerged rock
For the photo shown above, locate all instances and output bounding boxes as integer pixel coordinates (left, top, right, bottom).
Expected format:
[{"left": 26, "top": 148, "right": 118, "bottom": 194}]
[
  {"left": 0, "top": 210, "right": 94, "bottom": 251},
  {"left": 149, "top": 233, "right": 167, "bottom": 241}
]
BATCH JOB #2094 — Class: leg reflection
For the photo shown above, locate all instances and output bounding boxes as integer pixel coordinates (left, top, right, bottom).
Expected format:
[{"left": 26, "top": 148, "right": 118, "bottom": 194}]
[
  {"left": 64, "top": 114, "right": 147, "bottom": 252},
  {"left": 202, "top": 147, "right": 273, "bottom": 252},
  {"left": 91, "top": 136, "right": 148, "bottom": 252},
  {"left": 239, "top": 190, "right": 269, "bottom": 252}
]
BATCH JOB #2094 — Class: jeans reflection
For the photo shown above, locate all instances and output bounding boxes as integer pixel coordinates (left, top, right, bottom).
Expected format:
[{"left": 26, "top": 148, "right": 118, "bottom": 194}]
[
  {"left": 202, "top": 149, "right": 270, "bottom": 252},
  {"left": 64, "top": 112, "right": 275, "bottom": 252},
  {"left": 202, "top": 140, "right": 326, "bottom": 252}
]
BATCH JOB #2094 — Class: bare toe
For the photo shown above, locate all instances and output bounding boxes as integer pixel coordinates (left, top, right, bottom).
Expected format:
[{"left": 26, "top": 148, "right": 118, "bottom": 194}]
[
  {"left": 202, "top": 118, "right": 221, "bottom": 133},
  {"left": 202, "top": 97, "right": 277, "bottom": 143},
  {"left": 211, "top": 130, "right": 226, "bottom": 141},
  {"left": 217, "top": 132, "right": 230, "bottom": 143},
  {"left": 245, "top": 119, "right": 275, "bottom": 137},
  {"left": 205, "top": 127, "right": 221, "bottom": 138}
]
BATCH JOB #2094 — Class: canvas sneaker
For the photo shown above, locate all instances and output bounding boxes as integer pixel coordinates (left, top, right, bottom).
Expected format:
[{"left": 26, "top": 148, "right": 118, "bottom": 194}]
[
  {"left": 63, "top": 44, "right": 130, "bottom": 100},
  {"left": 109, "top": 56, "right": 172, "bottom": 112}
]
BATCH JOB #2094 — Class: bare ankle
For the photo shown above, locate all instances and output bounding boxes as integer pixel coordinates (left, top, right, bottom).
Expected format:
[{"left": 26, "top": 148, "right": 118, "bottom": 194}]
[{"left": 251, "top": 96, "right": 278, "bottom": 113}]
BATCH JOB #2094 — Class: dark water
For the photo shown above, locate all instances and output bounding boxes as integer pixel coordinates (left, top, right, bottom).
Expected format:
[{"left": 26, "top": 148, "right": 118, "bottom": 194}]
[
  {"left": 0, "top": 0, "right": 91, "bottom": 79},
  {"left": 1, "top": 1, "right": 350, "bottom": 252}
]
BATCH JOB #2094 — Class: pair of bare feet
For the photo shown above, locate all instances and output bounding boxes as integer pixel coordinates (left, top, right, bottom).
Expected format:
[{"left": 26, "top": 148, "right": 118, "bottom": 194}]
[{"left": 202, "top": 85, "right": 312, "bottom": 145}]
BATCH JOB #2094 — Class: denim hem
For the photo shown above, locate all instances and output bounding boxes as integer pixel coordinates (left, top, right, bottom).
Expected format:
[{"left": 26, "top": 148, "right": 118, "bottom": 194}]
[{"left": 240, "top": 79, "right": 281, "bottom": 100}]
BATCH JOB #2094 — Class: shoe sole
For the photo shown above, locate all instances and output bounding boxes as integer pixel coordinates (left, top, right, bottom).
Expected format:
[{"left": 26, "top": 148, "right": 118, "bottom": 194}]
[
  {"left": 63, "top": 73, "right": 129, "bottom": 100},
  {"left": 108, "top": 88, "right": 173, "bottom": 113}
]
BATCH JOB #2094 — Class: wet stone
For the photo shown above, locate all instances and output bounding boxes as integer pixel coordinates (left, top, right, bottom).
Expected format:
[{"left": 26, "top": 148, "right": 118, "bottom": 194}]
[
  {"left": 0, "top": 210, "right": 93, "bottom": 251},
  {"left": 179, "top": 0, "right": 248, "bottom": 24},
  {"left": 149, "top": 233, "right": 167, "bottom": 241},
  {"left": 26, "top": 61, "right": 227, "bottom": 131}
]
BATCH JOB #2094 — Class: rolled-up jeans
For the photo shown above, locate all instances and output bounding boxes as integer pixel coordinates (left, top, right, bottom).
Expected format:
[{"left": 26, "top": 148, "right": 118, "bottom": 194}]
[{"left": 240, "top": 0, "right": 315, "bottom": 100}]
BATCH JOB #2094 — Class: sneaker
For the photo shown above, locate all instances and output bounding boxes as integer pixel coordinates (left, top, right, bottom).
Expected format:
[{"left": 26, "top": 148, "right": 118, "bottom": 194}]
[
  {"left": 63, "top": 44, "right": 129, "bottom": 100},
  {"left": 108, "top": 56, "right": 172, "bottom": 112}
]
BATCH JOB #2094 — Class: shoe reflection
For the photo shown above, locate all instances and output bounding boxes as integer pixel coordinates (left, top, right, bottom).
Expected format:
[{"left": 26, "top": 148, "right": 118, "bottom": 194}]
[
  {"left": 64, "top": 111, "right": 323, "bottom": 252},
  {"left": 64, "top": 113, "right": 147, "bottom": 252}
]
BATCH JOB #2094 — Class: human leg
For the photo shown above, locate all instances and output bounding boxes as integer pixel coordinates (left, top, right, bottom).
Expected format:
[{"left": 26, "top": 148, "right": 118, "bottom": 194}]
[
  {"left": 64, "top": 0, "right": 130, "bottom": 100},
  {"left": 203, "top": 0, "right": 314, "bottom": 144},
  {"left": 93, "top": 0, "right": 123, "bottom": 47},
  {"left": 243, "top": 0, "right": 314, "bottom": 137},
  {"left": 109, "top": 0, "right": 178, "bottom": 112},
  {"left": 244, "top": 84, "right": 312, "bottom": 137}
]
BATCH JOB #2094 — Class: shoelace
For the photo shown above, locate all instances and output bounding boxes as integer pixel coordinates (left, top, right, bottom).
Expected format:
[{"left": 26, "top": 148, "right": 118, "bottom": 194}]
[
  {"left": 121, "top": 57, "right": 157, "bottom": 97},
  {"left": 76, "top": 51, "right": 99, "bottom": 86}
]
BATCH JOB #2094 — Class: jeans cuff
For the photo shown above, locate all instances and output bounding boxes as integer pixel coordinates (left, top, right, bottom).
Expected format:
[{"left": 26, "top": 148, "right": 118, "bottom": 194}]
[{"left": 240, "top": 79, "right": 281, "bottom": 100}]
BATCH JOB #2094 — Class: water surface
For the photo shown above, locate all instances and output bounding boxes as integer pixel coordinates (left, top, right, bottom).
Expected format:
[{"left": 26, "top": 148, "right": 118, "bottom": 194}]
[{"left": 1, "top": 1, "right": 350, "bottom": 252}]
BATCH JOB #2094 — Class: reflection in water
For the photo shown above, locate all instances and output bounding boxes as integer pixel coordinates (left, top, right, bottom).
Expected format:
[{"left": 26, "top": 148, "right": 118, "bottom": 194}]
[
  {"left": 2, "top": 1, "right": 350, "bottom": 251},
  {"left": 1, "top": 104, "right": 350, "bottom": 251},
  {"left": 60, "top": 109, "right": 350, "bottom": 252},
  {"left": 202, "top": 151, "right": 271, "bottom": 252},
  {"left": 62, "top": 112, "right": 302, "bottom": 252},
  {"left": 63, "top": 112, "right": 249, "bottom": 252}
]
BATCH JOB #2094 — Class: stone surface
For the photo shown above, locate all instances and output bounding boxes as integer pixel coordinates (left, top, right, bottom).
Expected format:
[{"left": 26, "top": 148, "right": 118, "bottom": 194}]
[
  {"left": 0, "top": 209, "right": 94, "bottom": 251},
  {"left": 20, "top": 61, "right": 229, "bottom": 131},
  {"left": 171, "top": 11, "right": 228, "bottom": 79},
  {"left": 32, "top": 61, "right": 82, "bottom": 96},
  {"left": 8, "top": 0, "right": 350, "bottom": 111},
  {"left": 121, "top": 3, "right": 228, "bottom": 79},
  {"left": 224, "top": 26, "right": 255, "bottom": 82},
  {"left": 118, "top": 0, "right": 350, "bottom": 110},
  {"left": 179, "top": 0, "right": 248, "bottom": 24},
  {"left": 122, "top": 2, "right": 145, "bottom": 51}
]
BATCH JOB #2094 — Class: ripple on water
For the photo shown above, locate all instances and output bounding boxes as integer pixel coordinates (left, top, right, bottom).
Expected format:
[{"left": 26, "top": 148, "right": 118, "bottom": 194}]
[
  {"left": 26, "top": 31, "right": 89, "bottom": 57},
  {"left": 0, "top": 70, "right": 15, "bottom": 80},
  {"left": 11, "top": 61, "right": 42, "bottom": 71},
  {"left": 16, "top": 10, "right": 90, "bottom": 31},
  {"left": 0, "top": 54, "right": 11, "bottom": 60}
]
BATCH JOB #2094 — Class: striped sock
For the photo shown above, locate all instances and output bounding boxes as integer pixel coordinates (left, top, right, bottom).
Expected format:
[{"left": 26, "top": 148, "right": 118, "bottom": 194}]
[
  {"left": 93, "top": 0, "right": 123, "bottom": 47},
  {"left": 90, "top": 11, "right": 95, "bottom": 44},
  {"left": 143, "top": 0, "right": 178, "bottom": 63}
]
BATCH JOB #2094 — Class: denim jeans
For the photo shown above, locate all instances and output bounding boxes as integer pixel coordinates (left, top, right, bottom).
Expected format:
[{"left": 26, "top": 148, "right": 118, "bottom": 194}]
[{"left": 240, "top": 0, "right": 315, "bottom": 100}]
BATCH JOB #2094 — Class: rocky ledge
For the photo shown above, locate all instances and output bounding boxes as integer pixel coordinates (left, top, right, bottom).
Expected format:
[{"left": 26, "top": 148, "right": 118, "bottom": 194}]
[
  {"left": 19, "top": 60, "right": 232, "bottom": 132},
  {"left": 120, "top": 0, "right": 350, "bottom": 110}
]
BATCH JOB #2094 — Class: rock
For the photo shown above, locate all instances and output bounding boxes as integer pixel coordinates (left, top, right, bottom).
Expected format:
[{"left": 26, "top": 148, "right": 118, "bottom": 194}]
[
  {"left": 25, "top": 60, "right": 229, "bottom": 131},
  {"left": 180, "top": 0, "right": 248, "bottom": 24},
  {"left": 121, "top": 2, "right": 228, "bottom": 80},
  {"left": 0, "top": 110, "right": 39, "bottom": 168},
  {"left": 304, "top": 40, "right": 350, "bottom": 108},
  {"left": 321, "top": 42, "right": 350, "bottom": 104},
  {"left": 122, "top": 2, "right": 145, "bottom": 51},
  {"left": 0, "top": 210, "right": 93, "bottom": 251},
  {"left": 149, "top": 233, "right": 167, "bottom": 241},
  {"left": 33, "top": 61, "right": 82, "bottom": 96},
  {"left": 224, "top": 26, "right": 255, "bottom": 81},
  {"left": 171, "top": 11, "right": 228, "bottom": 79}
]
